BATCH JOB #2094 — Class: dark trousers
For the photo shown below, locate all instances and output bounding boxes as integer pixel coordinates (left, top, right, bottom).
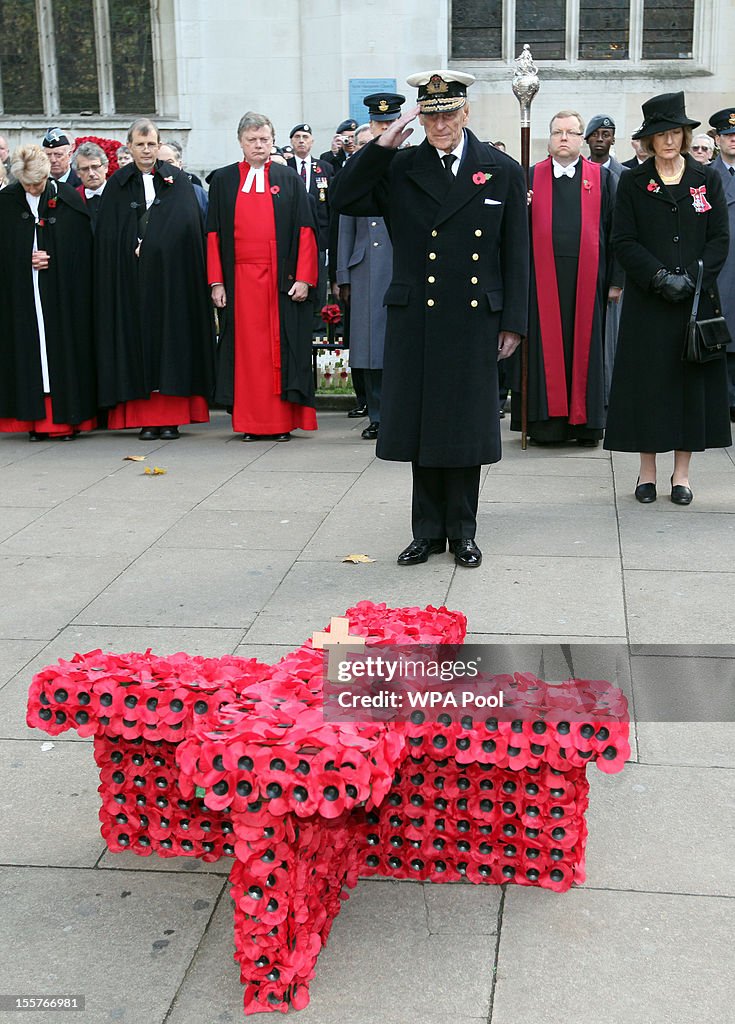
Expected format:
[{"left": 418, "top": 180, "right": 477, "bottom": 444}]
[
  {"left": 727, "top": 352, "right": 735, "bottom": 409},
  {"left": 411, "top": 464, "right": 481, "bottom": 540},
  {"left": 363, "top": 368, "right": 382, "bottom": 423},
  {"left": 351, "top": 366, "right": 367, "bottom": 408}
]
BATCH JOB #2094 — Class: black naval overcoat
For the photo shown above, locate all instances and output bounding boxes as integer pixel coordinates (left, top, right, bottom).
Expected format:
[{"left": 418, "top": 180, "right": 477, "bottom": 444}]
[
  {"left": 94, "top": 160, "right": 215, "bottom": 407},
  {"left": 0, "top": 180, "right": 96, "bottom": 424},
  {"left": 604, "top": 155, "right": 731, "bottom": 453},
  {"left": 330, "top": 130, "right": 529, "bottom": 467}
]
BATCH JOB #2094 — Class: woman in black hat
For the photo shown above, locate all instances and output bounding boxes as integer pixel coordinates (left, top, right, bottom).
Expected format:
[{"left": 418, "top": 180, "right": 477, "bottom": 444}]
[{"left": 604, "top": 92, "right": 731, "bottom": 504}]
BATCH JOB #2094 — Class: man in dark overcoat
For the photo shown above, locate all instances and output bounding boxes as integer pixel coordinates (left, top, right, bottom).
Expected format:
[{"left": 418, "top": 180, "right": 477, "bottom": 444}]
[
  {"left": 94, "top": 118, "right": 214, "bottom": 440},
  {"left": 331, "top": 70, "right": 529, "bottom": 567},
  {"left": 287, "top": 123, "right": 334, "bottom": 314},
  {"left": 708, "top": 106, "right": 735, "bottom": 420}
]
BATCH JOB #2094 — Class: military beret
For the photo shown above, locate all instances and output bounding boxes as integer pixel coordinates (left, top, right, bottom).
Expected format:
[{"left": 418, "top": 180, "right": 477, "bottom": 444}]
[
  {"left": 42, "top": 126, "right": 71, "bottom": 148},
  {"left": 709, "top": 108, "right": 735, "bottom": 136},
  {"left": 406, "top": 69, "right": 475, "bottom": 114},
  {"left": 363, "top": 92, "right": 405, "bottom": 122},
  {"left": 584, "top": 114, "right": 616, "bottom": 139},
  {"left": 337, "top": 119, "right": 358, "bottom": 134},
  {"left": 289, "top": 124, "right": 312, "bottom": 138}
]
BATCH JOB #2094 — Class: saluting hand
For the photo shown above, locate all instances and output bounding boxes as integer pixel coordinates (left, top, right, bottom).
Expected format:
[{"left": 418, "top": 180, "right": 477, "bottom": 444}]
[{"left": 376, "top": 105, "right": 420, "bottom": 149}]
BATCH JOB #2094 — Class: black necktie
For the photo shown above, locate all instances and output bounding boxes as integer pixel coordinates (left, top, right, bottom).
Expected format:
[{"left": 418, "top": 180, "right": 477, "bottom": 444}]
[
  {"left": 729, "top": 166, "right": 734, "bottom": 176},
  {"left": 442, "top": 154, "right": 456, "bottom": 178}
]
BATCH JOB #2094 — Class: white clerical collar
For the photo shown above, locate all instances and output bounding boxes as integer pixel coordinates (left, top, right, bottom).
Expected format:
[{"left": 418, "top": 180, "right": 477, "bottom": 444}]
[
  {"left": 242, "top": 162, "right": 267, "bottom": 193},
  {"left": 433, "top": 131, "right": 465, "bottom": 174},
  {"left": 552, "top": 158, "right": 579, "bottom": 178},
  {"left": 85, "top": 185, "right": 105, "bottom": 198},
  {"left": 142, "top": 171, "right": 156, "bottom": 208}
]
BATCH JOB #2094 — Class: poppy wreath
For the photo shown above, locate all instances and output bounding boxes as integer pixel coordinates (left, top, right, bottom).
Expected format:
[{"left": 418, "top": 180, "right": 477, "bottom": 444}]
[
  {"left": 27, "top": 601, "right": 628, "bottom": 1016},
  {"left": 73, "top": 135, "right": 123, "bottom": 176}
]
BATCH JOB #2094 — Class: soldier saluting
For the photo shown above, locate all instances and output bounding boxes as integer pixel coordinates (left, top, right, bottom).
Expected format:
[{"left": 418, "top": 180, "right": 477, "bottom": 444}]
[{"left": 331, "top": 70, "right": 529, "bottom": 568}]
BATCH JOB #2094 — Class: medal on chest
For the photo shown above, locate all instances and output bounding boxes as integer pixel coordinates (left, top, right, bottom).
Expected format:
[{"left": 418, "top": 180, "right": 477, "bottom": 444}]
[{"left": 690, "top": 185, "right": 712, "bottom": 213}]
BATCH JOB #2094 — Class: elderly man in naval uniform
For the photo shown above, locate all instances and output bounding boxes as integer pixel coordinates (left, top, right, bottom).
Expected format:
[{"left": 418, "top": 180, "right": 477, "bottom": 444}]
[{"left": 332, "top": 70, "right": 529, "bottom": 567}]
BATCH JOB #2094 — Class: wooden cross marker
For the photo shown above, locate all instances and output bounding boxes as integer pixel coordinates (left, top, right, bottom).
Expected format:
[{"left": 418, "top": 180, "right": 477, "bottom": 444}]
[{"left": 312, "top": 617, "right": 366, "bottom": 681}]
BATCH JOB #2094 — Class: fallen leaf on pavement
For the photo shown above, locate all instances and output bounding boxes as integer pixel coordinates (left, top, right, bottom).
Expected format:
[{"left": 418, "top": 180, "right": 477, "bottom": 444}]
[
  {"left": 124, "top": 455, "right": 146, "bottom": 462},
  {"left": 342, "top": 553, "right": 375, "bottom": 564},
  {"left": 144, "top": 466, "right": 167, "bottom": 476}
]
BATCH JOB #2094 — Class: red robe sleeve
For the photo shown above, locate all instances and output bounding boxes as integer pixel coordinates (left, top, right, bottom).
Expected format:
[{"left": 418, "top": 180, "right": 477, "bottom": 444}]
[
  {"left": 295, "top": 226, "right": 318, "bottom": 287},
  {"left": 207, "top": 231, "right": 224, "bottom": 285}
]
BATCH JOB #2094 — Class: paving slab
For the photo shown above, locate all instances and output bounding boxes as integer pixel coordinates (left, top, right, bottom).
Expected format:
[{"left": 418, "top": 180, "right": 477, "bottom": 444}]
[
  {"left": 636, "top": 722, "right": 735, "bottom": 768},
  {"left": 475, "top": 503, "right": 620, "bottom": 557},
  {"left": 0, "top": 639, "right": 48, "bottom": 689},
  {"left": 168, "top": 879, "right": 496, "bottom": 1024},
  {"left": 0, "top": 506, "right": 47, "bottom": 543},
  {"left": 243, "top": 561, "right": 455, "bottom": 645},
  {"left": 0, "top": 740, "right": 104, "bottom": 867},
  {"left": 97, "top": 849, "right": 232, "bottom": 875},
  {"left": 490, "top": 453, "right": 610, "bottom": 477},
  {"left": 492, "top": 887, "right": 734, "bottom": 1024},
  {"left": 335, "top": 458, "right": 415, "bottom": 507},
  {"left": 76, "top": 548, "right": 296, "bottom": 629},
  {"left": 611, "top": 449, "right": 735, "bottom": 513},
  {"left": 584, "top": 763, "right": 735, "bottom": 895},
  {"left": 447, "top": 556, "right": 625, "bottom": 637},
  {"left": 0, "top": 866, "right": 225, "bottom": 1024},
  {"left": 624, "top": 570, "right": 735, "bottom": 643},
  {"left": 618, "top": 508, "right": 735, "bottom": 570},
  {"left": 155, "top": 507, "right": 327, "bottom": 551},
  {"left": 248, "top": 439, "right": 377, "bottom": 474},
  {"left": 479, "top": 472, "right": 613, "bottom": 505},
  {"left": 0, "top": 452, "right": 124, "bottom": 508},
  {"left": 1, "top": 497, "right": 185, "bottom": 557},
  {"left": 300, "top": 507, "right": 412, "bottom": 561},
  {"left": 0, "top": 553, "right": 132, "bottom": 640},
  {"left": 200, "top": 470, "right": 360, "bottom": 512},
  {"left": 629, "top": 652, "right": 735, "bottom": 722}
]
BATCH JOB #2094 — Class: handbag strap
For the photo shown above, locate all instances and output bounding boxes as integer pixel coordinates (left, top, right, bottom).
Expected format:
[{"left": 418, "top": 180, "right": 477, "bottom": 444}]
[{"left": 689, "top": 258, "right": 704, "bottom": 324}]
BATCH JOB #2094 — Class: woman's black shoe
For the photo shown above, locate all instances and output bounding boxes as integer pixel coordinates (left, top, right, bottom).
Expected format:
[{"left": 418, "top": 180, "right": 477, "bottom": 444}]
[
  {"left": 634, "top": 479, "right": 656, "bottom": 503},
  {"left": 670, "top": 477, "right": 693, "bottom": 505}
]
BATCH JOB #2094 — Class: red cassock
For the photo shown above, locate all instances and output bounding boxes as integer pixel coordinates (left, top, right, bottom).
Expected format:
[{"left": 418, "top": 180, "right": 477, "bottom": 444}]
[{"left": 207, "top": 162, "right": 318, "bottom": 434}]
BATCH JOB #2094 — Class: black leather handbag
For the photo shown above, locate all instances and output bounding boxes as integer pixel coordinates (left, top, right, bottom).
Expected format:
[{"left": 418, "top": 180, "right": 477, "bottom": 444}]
[{"left": 683, "top": 259, "right": 731, "bottom": 363}]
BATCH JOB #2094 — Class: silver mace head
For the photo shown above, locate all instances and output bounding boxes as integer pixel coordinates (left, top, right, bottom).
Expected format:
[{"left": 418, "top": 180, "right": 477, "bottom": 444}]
[{"left": 512, "top": 43, "right": 540, "bottom": 123}]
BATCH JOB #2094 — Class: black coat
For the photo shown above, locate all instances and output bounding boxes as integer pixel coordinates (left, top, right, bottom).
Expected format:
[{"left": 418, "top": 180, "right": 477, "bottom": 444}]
[
  {"left": 604, "top": 155, "right": 732, "bottom": 452},
  {"left": 94, "top": 160, "right": 215, "bottom": 406},
  {"left": 0, "top": 180, "right": 96, "bottom": 424},
  {"left": 330, "top": 130, "right": 529, "bottom": 467},
  {"left": 286, "top": 155, "right": 333, "bottom": 251},
  {"left": 206, "top": 160, "right": 318, "bottom": 408}
]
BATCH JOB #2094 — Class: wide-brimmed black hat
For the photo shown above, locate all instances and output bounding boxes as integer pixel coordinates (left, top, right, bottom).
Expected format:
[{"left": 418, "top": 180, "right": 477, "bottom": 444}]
[{"left": 632, "top": 92, "right": 699, "bottom": 140}]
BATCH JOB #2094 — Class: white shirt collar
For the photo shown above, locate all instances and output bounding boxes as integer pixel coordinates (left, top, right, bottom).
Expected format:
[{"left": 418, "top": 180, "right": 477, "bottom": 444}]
[
  {"left": 85, "top": 185, "right": 105, "bottom": 198},
  {"left": 552, "top": 158, "right": 579, "bottom": 178},
  {"left": 142, "top": 171, "right": 156, "bottom": 208},
  {"left": 242, "top": 163, "right": 267, "bottom": 193},
  {"left": 433, "top": 131, "right": 465, "bottom": 175}
]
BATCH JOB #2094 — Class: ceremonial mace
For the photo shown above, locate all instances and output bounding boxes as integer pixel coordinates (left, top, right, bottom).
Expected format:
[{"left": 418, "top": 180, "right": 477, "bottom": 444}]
[{"left": 512, "top": 44, "right": 539, "bottom": 451}]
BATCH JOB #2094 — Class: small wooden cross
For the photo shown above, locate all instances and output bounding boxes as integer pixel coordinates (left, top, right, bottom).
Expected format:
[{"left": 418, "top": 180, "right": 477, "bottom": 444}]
[{"left": 312, "top": 617, "right": 366, "bottom": 681}]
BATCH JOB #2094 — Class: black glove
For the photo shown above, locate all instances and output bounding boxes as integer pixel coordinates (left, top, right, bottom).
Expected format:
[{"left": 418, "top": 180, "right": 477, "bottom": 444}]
[{"left": 651, "top": 268, "right": 695, "bottom": 303}]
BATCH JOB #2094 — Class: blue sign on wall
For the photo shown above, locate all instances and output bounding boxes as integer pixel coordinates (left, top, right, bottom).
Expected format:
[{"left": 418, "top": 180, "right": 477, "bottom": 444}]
[{"left": 348, "top": 78, "right": 398, "bottom": 125}]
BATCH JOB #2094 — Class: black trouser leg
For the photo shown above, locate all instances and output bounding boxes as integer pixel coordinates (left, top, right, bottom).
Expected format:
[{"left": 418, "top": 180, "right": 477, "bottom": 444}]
[
  {"left": 727, "top": 352, "right": 735, "bottom": 409},
  {"left": 443, "top": 466, "right": 481, "bottom": 540},
  {"left": 363, "top": 369, "right": 382, "bottom": 423},
  {"left": 411, "top": 464, "right": 447, "bottom": 539},
  {"left": 351, "top": 366, "right": 367, "bottom": 408}
]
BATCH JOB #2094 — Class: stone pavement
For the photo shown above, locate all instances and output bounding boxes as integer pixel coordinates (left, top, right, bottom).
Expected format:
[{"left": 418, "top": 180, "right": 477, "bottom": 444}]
[{"left": 1, "top": 410, "right": 733, "bottom": 1024}]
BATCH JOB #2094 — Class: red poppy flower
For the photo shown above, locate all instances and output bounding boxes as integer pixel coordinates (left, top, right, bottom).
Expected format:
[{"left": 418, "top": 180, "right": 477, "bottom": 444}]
[
  {"left": 472, "top": 171, "right": 486, "bottom": 185},
  {"left": 270, "top": 185, "right": 280, "bottom": 195}
]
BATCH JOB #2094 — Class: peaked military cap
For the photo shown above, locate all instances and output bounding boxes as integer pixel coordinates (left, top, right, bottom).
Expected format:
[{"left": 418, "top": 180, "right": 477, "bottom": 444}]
[
  {"left": 363, "top": 92, "right": 405, "bottom": 121},
  {"left": 289, "top": 124, "right": 313, "bottom": 137},
  {"left": 337, "top": 119, "right": 358, "bottom": 134},
  {"left": 709, "top": 108, "right": 735, "bottom": 136},
  {"left": 406, "top": 69, "right": 475, "bottom": 114}
]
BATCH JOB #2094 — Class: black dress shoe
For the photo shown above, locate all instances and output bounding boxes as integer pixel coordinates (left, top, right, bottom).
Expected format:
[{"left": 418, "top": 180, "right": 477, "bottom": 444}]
[
  {"left": 670, "top": 477, "right": 693, "bottom": 505},
  {"left": 730, "top": 407, "right": 735, "bottom": 423},
  {"left": 397, "top": 538, "right": 446, "bottom": 566},
  {"left": 28, "top": 431, "right": 49, "bottom": 442},
  {"left": 273, "top": 432, "right": 291, "bottom": 442},
  {"left": 138, "top": 427, "right": 160, "bottom": 440},
  {"left": 634, "top": 479, "right": 656, "bottom": 503},
  {"left": 242, "top": 433, "right": 261, "bottom": 442},
  {"left": 361, "top": 422, "right": 379, "bottom": 440},
  {"left": 450, "top": 538, "right": 482, "bottom": 568},
  {"left": 159, "top": 426, "right": 180, "bottom": 440},
  {"left": 347, "top": 404, "right": 368, "bottom": 418}
]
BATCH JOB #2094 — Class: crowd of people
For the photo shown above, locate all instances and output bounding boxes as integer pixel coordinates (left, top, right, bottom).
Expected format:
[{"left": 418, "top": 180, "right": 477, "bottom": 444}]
[{"left": 0, "top": 72, "right": 733, "bottom": 567}]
